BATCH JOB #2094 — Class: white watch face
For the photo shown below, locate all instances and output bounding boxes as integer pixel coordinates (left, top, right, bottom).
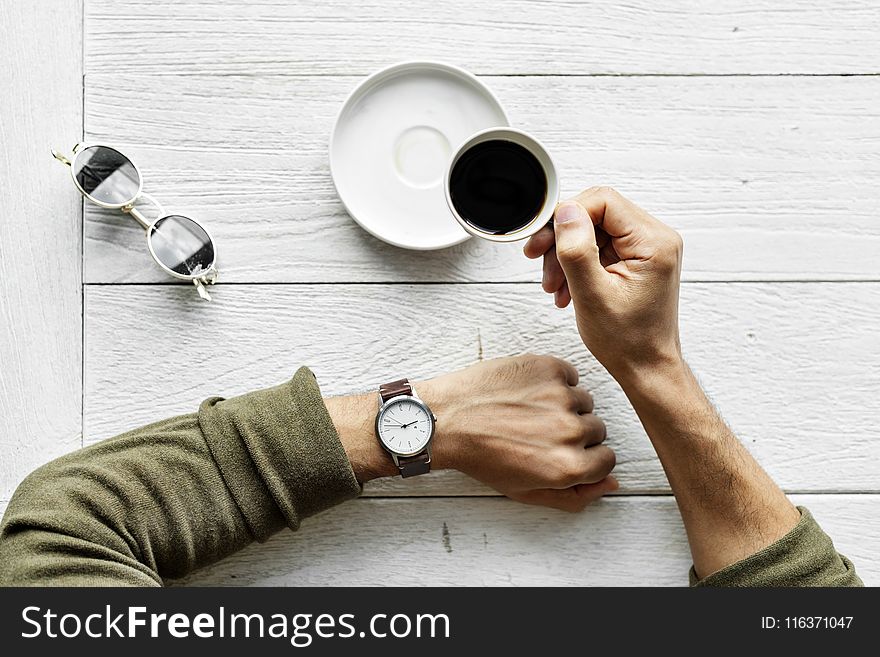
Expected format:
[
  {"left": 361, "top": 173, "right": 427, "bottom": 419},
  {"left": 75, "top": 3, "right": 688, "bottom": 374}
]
[{"left": 377, "top": 397, "right": 434, "bottom": 456}]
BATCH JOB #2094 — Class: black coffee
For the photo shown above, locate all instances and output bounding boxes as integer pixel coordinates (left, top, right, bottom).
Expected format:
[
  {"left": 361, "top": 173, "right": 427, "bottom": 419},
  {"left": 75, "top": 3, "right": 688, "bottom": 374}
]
[{"left": 449, "top": 139, "right": 547, "bottom": 234}]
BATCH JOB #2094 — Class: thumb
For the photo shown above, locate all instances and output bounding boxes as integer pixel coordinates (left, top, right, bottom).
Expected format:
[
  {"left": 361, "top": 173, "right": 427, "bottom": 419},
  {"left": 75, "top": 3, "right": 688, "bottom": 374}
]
[{"left": 553, "top": 201, "right": 607, "bottom": 300}]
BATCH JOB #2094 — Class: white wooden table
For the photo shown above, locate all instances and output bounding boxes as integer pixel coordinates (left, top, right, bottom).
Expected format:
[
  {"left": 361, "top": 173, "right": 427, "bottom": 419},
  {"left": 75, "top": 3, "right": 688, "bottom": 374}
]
[{"left": 1, "top": 1, "right": 878, "bottom": 585}]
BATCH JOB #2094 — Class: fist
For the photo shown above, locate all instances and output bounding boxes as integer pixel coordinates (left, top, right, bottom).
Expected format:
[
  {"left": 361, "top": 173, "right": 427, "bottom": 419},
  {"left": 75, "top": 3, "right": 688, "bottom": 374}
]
[{"left": 423, "top": 354, "right": 617, "bottom": 512}]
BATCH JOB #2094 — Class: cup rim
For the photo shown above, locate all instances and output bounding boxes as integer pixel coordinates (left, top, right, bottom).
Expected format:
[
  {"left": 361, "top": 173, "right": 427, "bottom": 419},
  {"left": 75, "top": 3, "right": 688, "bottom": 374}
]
[{"left": 444, "top": 127, "right": 559, "bottom": 243}]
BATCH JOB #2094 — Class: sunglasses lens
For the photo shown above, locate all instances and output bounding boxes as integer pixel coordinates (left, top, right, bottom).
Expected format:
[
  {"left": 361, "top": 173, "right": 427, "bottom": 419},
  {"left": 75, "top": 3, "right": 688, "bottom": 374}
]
[
  {"left": 148, "top": 215, "right": 215, "bottom": 277},
  {"left": 73, "top": 146, "right": 140, "bottom": 205}
]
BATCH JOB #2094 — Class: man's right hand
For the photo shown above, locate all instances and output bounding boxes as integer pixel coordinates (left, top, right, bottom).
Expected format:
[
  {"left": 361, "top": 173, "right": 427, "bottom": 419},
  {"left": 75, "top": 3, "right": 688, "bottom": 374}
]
[
  {"left": 524, "top": 186, "right": 685, "bottom": 386},
  {"left": 524, "top": 187, "right": 809, "bottom": 580}
]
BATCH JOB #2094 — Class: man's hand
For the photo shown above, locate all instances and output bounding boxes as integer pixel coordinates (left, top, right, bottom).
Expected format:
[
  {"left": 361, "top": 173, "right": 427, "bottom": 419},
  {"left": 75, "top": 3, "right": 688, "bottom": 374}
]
[
  {"left": 422, "top": 355, "right": 617, "bottom": 511},
  {"left": 524, "top": 186, "right": 801, "bottom": 579},
  {"left": 524, "top": 186, "right": 684, "bottom": 384},
  {"left": 327, "top": 354, "right": 618, "bottom": 513}
]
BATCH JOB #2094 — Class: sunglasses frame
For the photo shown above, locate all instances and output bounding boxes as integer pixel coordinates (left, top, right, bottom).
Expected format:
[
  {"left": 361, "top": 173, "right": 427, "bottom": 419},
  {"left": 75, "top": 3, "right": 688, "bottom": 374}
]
[{"left": 52, "top": 143, "right": 219, "bottom": 301}]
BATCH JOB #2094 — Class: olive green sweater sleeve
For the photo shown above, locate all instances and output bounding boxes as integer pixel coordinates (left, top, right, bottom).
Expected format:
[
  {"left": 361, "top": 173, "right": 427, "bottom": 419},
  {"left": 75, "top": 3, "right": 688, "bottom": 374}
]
[
  {"left": 690, "top": 507, "right": 862, "bottom": 587},
  {"left": 0, "top": 367, "right": 361, "bottom": 586}
]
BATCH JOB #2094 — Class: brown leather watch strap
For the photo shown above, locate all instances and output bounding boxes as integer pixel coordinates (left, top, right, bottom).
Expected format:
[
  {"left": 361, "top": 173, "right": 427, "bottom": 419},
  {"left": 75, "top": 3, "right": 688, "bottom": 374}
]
[
  {"left": 379, "top": 378, "right": 413, "bottom": 402},
  {"left": 398, "top": 452, "right": 431, "bottom": 478},
  {"left": 378, "top": 378, "right": 432, "bottom": 477}
]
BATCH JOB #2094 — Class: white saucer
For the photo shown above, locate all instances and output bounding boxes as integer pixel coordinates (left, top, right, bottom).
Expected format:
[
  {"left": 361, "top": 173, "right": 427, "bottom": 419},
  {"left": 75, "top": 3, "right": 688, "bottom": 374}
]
[{"left": 330, "top": 61, "right": 509, "bottom": 250}]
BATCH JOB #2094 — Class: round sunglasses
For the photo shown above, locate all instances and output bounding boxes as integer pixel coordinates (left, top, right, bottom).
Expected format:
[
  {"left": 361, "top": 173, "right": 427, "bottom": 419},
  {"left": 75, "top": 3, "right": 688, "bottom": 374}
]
[{"left": 52, "top": 143, "right": 219, "bottom": 301}]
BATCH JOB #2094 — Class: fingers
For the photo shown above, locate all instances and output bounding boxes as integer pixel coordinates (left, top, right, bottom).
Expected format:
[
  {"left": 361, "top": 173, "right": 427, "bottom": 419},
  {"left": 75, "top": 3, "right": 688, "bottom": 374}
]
[
  {"left": 569, "top": 386, "right": 594, "bottom": 414},
  {"left": 554, "top": 409, "right": 605, "bottom": 443},
  {"left": 523, "top": 224, "right": 555, "bottom": 259},
  {"left": 554, "top": 279, "right": 571, "bottom": 308},
  {"left": 559, "top": 404, "right": 605, "bottom": 446},
  {"left": 552, "top": 201, "right": 607, "bottom": 299},
  {"left": 595, "top": 227, "right": 620, "bottom": 267},
  {"left": 509, "top": 476, "right": 619, "bottom": 512},
  {"left": 555, "top": 357, "right": 580, "bottom": 386},
  {"left": 546, "top": 442, "right": 616, "bottom": 489},
  {"left": 572, "top": 186, "right": 652, "bottom": 239},
  {"left": 542, "top": 246, "right": 565, "bottom": 294},
  {"left": 572, "top": 186, "right": 682, "bottom": 268},
  {"left": 576, "top": 444, "right": 616, "bottom": 483},
  {"left": 531, "top": 229, "right": 569, "bottom": 304},
  {"left": 579, "top": 413, "right": 606, "bottom": 446}
]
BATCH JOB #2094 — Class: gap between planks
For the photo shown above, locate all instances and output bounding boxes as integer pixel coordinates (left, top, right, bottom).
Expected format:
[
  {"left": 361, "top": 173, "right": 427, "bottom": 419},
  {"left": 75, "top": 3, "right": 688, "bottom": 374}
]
[
  {"left": 81, "top": 73, "right": 880, "bottom": 79},
  {"left": 357, "top": 491, "right": 880, "bottom": 499},
  {"left": 82, "top": 280, "right": 880, "bottom": 286}
]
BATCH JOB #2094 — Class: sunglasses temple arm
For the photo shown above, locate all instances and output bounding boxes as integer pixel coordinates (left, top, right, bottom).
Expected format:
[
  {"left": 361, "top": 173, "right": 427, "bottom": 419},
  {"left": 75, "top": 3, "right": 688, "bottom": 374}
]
[
  {"left": 194, "top": 278, "right": 213, "bottom": 302},
  {"left": 51, "top": 149, "right": 72, "bottom": 166}
]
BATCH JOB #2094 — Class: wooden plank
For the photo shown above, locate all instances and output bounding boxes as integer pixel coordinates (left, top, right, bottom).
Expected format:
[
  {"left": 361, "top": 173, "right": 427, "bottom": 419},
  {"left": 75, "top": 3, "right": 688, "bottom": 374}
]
[
  {"left": 83, "top": 74, "right": 880, "bottom": 283},
  {"left": 85, "top": 1, "right": 880, "bottom": 75},
  {"left": 83, "top": 283, "right": 880, "bottom": 495},
  {"left": 173, "top": 494, "right": 880, "bottom": 586},
  {"left": 0, "top": 3, "right": 82, "bottom": 501}
]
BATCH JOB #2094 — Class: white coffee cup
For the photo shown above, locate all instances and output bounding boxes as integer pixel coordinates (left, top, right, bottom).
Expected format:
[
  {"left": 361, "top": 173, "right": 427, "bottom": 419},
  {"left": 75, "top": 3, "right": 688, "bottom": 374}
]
[{"left": 444, "top": 127, "right": 559, "bottom": 242}]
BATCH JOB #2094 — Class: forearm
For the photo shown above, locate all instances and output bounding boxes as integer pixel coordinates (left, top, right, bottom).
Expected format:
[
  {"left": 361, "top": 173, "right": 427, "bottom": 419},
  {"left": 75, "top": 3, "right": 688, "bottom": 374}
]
[
  {"left": 0, "top": 371, "right": 461, "bottom": 585},
  {"left": 620, "top": 358, "right": 799, "bottom": 579},
  {"left": 325, "top": 392, "right": 398, "bottom": 482},
  {"left": 0, "top": 368, "right": 360, "bottom": 586}
]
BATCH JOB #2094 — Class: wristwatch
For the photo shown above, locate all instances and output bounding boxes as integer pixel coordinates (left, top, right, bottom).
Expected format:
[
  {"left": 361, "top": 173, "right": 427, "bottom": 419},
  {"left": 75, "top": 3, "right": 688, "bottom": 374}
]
[{"left": 375, "top": 378, "right": 436, "bottom": 478}]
